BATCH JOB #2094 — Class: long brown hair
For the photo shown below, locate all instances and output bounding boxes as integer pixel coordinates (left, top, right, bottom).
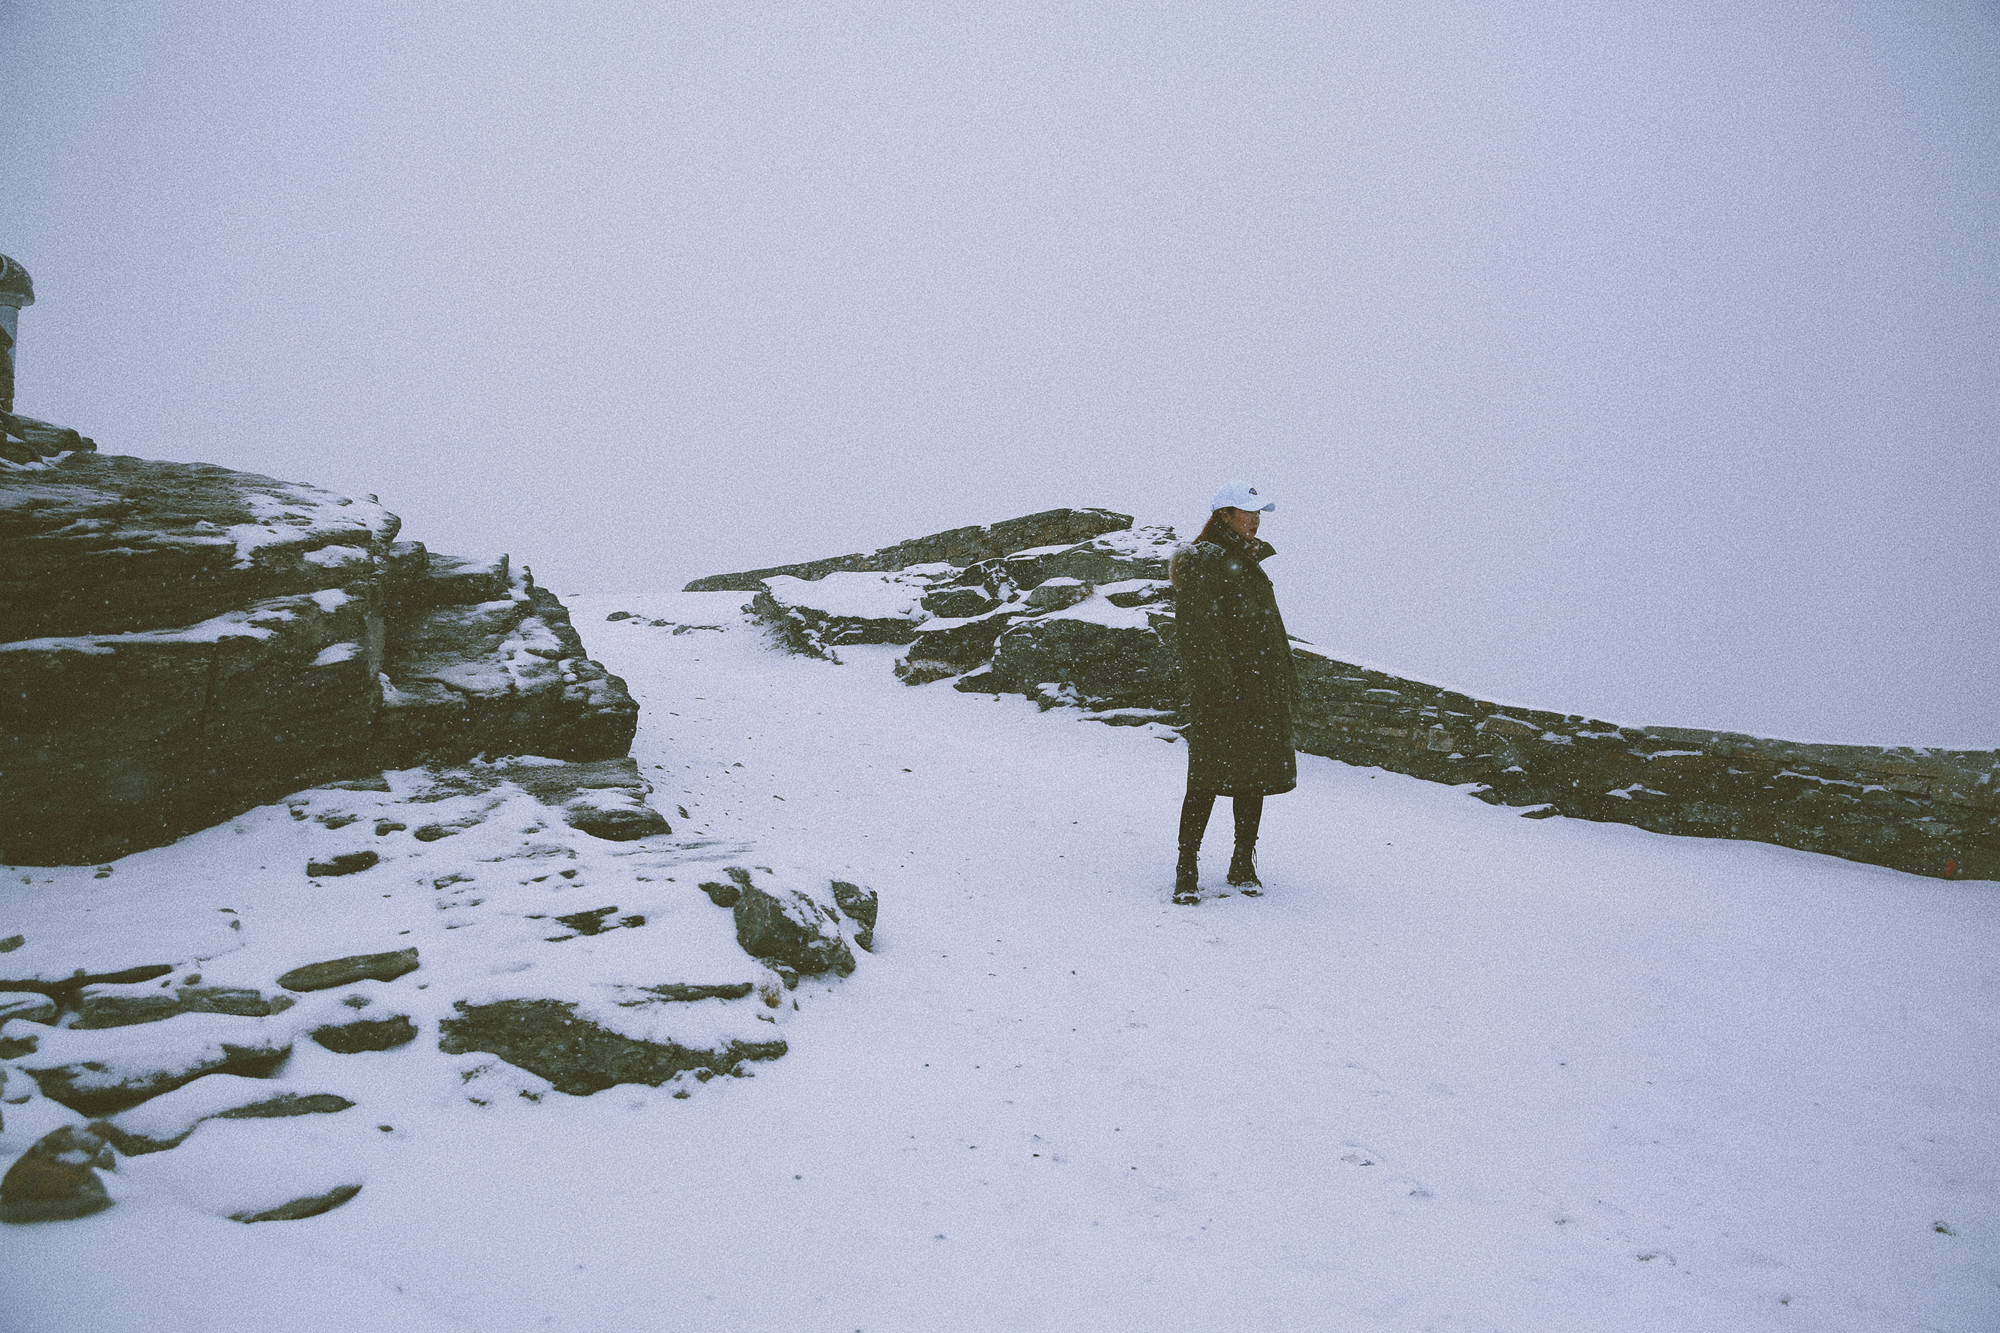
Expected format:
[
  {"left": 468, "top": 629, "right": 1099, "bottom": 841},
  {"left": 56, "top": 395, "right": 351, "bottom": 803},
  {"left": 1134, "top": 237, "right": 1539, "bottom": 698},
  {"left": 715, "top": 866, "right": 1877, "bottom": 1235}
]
[
  {"left": 1172, "top": 507, "right": 1241, "bottom": 588},
  {"left": 1194, "top": 508, "right": 1239, "bottom": 547}
]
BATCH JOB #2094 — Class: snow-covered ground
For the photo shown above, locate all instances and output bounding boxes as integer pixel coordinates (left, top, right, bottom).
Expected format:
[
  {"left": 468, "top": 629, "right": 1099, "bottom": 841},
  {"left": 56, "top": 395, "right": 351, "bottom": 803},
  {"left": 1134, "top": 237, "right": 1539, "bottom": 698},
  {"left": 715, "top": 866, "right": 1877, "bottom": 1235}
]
[{"left": 4, "top": 592, "right": 1996, "bottom": 1332}]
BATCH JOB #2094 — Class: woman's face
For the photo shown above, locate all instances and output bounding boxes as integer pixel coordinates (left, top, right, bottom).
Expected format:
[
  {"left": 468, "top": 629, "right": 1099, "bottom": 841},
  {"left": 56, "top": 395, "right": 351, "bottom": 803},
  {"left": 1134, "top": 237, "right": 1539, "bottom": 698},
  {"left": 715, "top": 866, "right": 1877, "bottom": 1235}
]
[{"left": 1221, "top": 506, "right": 1262, "bottom": 539}]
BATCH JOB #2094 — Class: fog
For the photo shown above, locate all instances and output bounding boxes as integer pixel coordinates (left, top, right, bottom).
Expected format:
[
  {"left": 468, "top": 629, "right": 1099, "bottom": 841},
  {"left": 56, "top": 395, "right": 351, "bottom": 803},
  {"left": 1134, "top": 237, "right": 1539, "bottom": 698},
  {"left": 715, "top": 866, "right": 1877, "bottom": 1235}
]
[{"left": 3, "top": 1, "right": 1994, "bottom": 746}]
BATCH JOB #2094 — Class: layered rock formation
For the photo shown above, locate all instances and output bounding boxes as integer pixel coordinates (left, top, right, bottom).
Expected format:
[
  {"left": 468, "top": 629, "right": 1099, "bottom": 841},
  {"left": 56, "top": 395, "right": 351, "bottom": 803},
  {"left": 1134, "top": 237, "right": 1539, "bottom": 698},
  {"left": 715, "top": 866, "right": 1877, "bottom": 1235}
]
[
  {"left": 1, "top": 427, "right": 638, "bottom": 865},
  {"left": 712, "top": 509, "right": 2000, "bottom": 881}
]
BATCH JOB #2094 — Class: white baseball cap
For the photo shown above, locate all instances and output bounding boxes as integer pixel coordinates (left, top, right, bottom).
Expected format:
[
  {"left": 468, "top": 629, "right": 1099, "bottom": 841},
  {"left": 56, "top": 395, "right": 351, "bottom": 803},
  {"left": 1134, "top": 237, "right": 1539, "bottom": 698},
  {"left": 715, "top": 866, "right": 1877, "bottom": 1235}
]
[{"left": 1211, "top": 480, "right": 1276, "bottom": 513}]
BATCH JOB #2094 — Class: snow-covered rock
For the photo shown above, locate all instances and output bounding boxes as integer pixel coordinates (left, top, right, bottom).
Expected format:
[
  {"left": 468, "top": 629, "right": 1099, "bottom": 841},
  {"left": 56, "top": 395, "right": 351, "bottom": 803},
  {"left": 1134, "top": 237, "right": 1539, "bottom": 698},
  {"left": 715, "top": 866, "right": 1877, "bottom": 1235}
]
[{"left": 0, "top": 439, "right": 640, "bottom": 865}]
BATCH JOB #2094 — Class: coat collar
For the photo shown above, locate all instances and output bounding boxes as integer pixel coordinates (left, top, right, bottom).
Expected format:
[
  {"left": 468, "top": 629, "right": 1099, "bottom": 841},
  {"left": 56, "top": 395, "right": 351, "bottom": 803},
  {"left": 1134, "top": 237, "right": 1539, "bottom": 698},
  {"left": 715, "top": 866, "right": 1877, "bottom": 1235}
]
[{"left": 1211, "top": 525, "right": 1276, "bottom": 564}]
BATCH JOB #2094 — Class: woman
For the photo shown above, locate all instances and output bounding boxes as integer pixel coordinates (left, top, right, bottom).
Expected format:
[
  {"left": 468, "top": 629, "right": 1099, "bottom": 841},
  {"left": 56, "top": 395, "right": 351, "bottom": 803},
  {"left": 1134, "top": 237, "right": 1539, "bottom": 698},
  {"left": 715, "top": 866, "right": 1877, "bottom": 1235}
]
[{"left": 1169, "top": 481, "right": 1300, "bottom": 903}]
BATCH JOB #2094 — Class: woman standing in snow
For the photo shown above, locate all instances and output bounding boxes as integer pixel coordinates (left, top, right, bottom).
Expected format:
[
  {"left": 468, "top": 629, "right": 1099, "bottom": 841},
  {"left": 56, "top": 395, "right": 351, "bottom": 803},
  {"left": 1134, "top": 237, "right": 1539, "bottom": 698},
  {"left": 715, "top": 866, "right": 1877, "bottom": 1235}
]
[{"left": 1169, "top": 481, "right": 1300, "bottom": 903}]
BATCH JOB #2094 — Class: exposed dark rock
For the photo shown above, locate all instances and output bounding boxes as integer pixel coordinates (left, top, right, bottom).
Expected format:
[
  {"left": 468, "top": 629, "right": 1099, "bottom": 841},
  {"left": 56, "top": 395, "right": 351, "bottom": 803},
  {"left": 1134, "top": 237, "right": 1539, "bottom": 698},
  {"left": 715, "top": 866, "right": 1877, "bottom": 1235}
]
[
  {"left": 0, "top": 992, "right": 56, "bottom": 1025},
  {"left": 698, "top": 879, "right": 742, "bottom": 908},
  {"left": 277, "top": 947, "right": 420, "bottom": 993},
  {"left": 93, "top": 1089, "right": 356, "bottom": 1155},
  {"left": 177, "top": 985, "right": 291, "bottom": 1018},
  {"left": 684, "top": 507, "right": 1134, "bottom": 592},
  {"left": 23, "top": 1025, "right": 292, "bottom": 1116},
  {"left": 748, "top": 573, "right": 931, "bottom": 658},
  {"left": 214, "top": 1091, "right": 356, "bottom": 1120},
  {"left": 311, "top": 1014, "right": 417, "bottom": 1053},
  {"left": 732, "top": 874, "right": 856, "bottom": 978},
  {"left": 73, "top": 983, "right": 183, "bottom": 1029},
  {"left": 564, "top": 797, "right": 671, "bottom": 841},
  {"left": 232, "top": 1182, "right": 362, "bottom": 1223},
  {"left": 306, "top": 849, "right": 380, "bottom": 877},
  {"left": 1, "top": 444, "right": 641, "bottom": 866},
  {"left": 1, "top": 414, "right": 94, "bottom": 468},
  {"left": 980, "top": 610, "right": 1183, "bottom": 715},
  {"left": 0, "top": 935, "right": 23, "bottom": 953},
  {"left": 438, "top": 999, "right": 787, "bottom": 1096},
  {"left": 0, "top": 1126, "right": 115, "bottom": 1224},
  {"left": 0, "top": 1025, "right": 38, "bottom": 1059},
  {"left": 553, "top": 906, "right": 619, "bottom": 936},
  {"left": 920, "top": 586, "right": 999, "bottom": 619},
  {"left": 903, "top": 605, "right": 1030, "bottom": 672},
  {"left": 1025, "top": 578, "right": 1091, "bottom": 612},
  {"left": 831, "top": 880, "right": 878, "bottom": 951},
  {"left": 611, "top": 982, "right": 756, "bottom": 1003}
]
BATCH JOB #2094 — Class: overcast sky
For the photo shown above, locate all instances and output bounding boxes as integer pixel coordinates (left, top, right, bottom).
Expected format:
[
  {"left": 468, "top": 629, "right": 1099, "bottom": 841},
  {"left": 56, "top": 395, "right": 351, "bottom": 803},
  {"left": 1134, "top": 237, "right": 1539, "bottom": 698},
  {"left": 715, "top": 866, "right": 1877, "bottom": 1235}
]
[{"left": 2, "top": 1, "right": 1994, "bottom": 746}]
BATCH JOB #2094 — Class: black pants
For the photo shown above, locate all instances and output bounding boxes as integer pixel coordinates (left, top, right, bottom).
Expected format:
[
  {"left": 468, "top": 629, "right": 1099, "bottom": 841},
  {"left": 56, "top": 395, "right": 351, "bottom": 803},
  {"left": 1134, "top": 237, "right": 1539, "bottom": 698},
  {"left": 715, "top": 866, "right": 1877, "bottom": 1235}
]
[{"left": 1178, "top": 788, "right": 1263, "bottom": 854}]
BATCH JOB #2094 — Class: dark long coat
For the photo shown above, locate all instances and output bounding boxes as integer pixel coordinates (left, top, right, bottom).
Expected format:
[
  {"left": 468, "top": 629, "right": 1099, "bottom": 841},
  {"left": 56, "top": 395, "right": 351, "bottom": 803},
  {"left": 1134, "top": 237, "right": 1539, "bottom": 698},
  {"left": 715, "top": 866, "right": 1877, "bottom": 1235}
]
[{"left": 1172, "top": 529, "right": 1300, "bottom": 796}]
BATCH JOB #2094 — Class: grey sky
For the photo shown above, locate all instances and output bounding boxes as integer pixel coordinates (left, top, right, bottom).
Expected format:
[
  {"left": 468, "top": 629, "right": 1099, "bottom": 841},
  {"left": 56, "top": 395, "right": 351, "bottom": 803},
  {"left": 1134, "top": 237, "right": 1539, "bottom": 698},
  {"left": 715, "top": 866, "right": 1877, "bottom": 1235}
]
[{"left": 3, "top": 1, "right": 1995, "bottom": 746}]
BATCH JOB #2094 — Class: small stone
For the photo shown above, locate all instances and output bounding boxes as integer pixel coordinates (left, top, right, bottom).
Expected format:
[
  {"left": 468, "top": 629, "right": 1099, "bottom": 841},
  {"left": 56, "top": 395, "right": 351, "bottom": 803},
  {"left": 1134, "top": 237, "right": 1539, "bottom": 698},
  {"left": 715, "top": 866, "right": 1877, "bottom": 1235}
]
[
  {"left": 375, "top": 820, "right": 406, "bottom": 836},
  {"left": 277, "top": 947, "right": 420, "bottom": 993},
  {"left": 0, "top": 1126, "right": 115, "bottom": 1224},
  {"left": 306, "top": 850, "right": 379, "bottom": 877},
  {"left": 0, "top": 936, "right": 23, "bottom": 953},
  {"left": 606, "top": 611, "right": 635, "bottom": 621}
]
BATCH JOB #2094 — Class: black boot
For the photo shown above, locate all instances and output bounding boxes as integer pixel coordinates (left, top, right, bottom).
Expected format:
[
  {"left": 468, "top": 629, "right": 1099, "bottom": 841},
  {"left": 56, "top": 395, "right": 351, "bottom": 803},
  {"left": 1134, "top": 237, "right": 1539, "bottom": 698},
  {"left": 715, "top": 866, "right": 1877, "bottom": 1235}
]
[
  {"left": 1175, "top": 790, "right": 1216, "bottom": 904},
  {"left": 1226, "top": 842, "right": 1262, "bottom": 893},
  {"left": 1173, "top": 848, "right": 1200, "bottom": 903}
]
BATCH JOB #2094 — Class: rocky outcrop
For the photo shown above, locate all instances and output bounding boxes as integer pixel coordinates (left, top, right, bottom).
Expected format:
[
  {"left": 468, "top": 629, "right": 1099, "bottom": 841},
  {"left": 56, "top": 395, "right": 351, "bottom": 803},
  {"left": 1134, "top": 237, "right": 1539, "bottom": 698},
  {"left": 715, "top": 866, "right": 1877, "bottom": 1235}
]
[
  {"left": 0, "top": 436, "right": 640, "bottom": 865},
  {"left": 699, "top": 511, "right": 2000, "bottom": 882},
  {"left": 684, "top": 507, "right": 1133, "bottom": 592}
]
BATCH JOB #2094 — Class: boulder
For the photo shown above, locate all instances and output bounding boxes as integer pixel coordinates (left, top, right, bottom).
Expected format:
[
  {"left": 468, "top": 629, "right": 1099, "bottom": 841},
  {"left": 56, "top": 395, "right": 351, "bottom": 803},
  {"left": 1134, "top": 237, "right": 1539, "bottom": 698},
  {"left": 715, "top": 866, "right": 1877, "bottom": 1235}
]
[
  {"left": 437, "top": 999, "right": 787, "bottom": 1096},
  {"left": 277, "top": 947, "right": 420, "bottom": 993},
  {"left": 731, "top": 874, "right": 857, "bottom": 977},
  {"left": 0, "top": 1126, "right": 115, "bottom": 1224}
]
